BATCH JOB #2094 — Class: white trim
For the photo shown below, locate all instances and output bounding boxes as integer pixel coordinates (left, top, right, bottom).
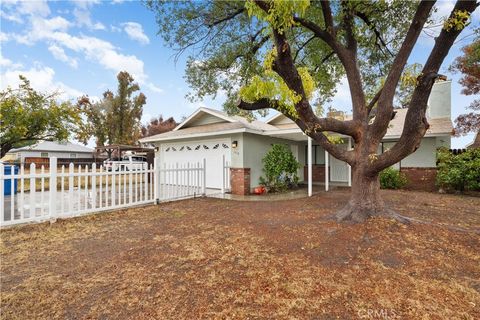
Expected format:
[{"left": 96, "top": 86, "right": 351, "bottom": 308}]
[
  {"left": 381, "top": 132, "right": 452, "bottom": 140},
  {"left": 265, "top": 128, "right": 451, "bottom": 140},
  {"left": 325, "top": 150, "right": 329, "bottom": 192},
  {"left": 173, "top": 107, "right": 236, "bottom": 131},
  {"left": 307, "top": 137, "right": 312, "bottom": 197},
  {"left": 347, "top": 138, "right": 352, "bottom": 187},
  {"left": 265, "top": 112, "right": 285, "bottom": 124},
  {"left": 140, "top": 128, "right": 261, "bottom": 143}
]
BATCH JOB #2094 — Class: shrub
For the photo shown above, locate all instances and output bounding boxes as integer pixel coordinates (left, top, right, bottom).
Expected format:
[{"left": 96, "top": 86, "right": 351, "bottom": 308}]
[
  {"left": 436, "top": 147, "right": 480, "bottom": 192},
  {"left": 259, "top": 144, "right": 300, "bottom": 192},
  {"left": 379, "top": 167, "right": 407, "bottom": 189}
]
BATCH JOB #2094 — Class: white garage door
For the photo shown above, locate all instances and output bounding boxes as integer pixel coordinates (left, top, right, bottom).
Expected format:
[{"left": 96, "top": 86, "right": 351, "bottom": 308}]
[{"left": 161, "top": 139, "right": 231, "bottom": 189}]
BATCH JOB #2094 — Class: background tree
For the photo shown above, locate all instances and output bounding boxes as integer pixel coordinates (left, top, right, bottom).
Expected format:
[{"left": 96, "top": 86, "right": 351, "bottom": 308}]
[
  {"left": 0, "top": 76, "right": 81, "bottom": 158},
  {"left": 141, "top": 115, "right": 177, "bottom": 138},
  {"left": 78, "top": 71, "right": 146, "bottom": 146},
  {"left": 450, "top": 36, "right": 480, "bottom": 147},
  {"left": 148, "top": 0, "right": 478, "bottom": 222}
]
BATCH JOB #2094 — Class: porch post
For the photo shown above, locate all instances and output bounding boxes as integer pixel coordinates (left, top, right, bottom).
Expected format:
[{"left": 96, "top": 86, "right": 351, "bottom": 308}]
[
  {"left": 307, "top": 137, "right": 312, "bottom": 197},
  {"left": 325, "top": 150, "right": 329, "bottom": 191},
  {"left": 347, "top": 137, "right": 352, "bottom": 187}
]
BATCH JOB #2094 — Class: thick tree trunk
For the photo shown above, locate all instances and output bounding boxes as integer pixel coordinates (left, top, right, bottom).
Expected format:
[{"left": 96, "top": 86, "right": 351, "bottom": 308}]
[{"left": 336, "top": 165, "right": 408, "bottom": 223}]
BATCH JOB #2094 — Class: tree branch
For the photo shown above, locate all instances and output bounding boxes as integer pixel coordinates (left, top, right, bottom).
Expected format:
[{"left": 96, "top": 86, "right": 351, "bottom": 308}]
[
  {"left": 368, "top": 0, "right": 436, "bottom": 142},
  {"left": 205, "top": 7, "right": 245, "bottom": 28},
  {"left": 293, "top": 35, "right": 316, "bottom": 62},
  {"left": 367, "top": 87, "right": 383, "bottom": 114},
  {"left": 321, "top": 1, "right": 335, "bottom": 36},
  {"left": 354, "top": 11, "right": 394, "bottom": 57},
  {"left": 370, "top": 0, "right": 479, "bottom": 172},
  {"left": 237, "top": 98, "right": 279, "bottom": 111}
]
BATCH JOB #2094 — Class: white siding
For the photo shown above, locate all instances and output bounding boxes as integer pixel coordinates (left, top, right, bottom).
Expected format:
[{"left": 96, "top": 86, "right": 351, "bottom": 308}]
[{"left": 16, "top": 151, "right": 93, "bottom": 162}]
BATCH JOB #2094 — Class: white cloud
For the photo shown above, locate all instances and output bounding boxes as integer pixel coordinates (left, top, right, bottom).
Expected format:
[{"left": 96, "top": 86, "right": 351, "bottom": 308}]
[
  {"left": 73, "top": 7, "right": 105, "bottom": 30},
  {"left": 329, "top": 76, "right": 352, "bottom": 113},
  {"left": 0, "top": 53, "right": 22, "bottom": 69},
  {"left": 122, "top": 22, "right": 150, "bottom": 45},
  {"left": 17, "top": 0, "right": 51, "bottom": 17},
  {"left": 0, "top": 32, "right": 10, "bottom": 42},
  {"left": 144, "top": 82, "right": 163, "bottom": 94},
  {"left": 110, "top": 25, "right": 122, "bottom": 32},
  {"left": 1, "top": 65, "right": 83, "bottom": 100},
  {"left": 48, "top": 44, "right": 78, "bottom": 68},
  {"left": 0, "top": 9, "right": 23, "bottom": 23},
  {"left": 3, "top": 1, "right": 163, "bottom": 94}
]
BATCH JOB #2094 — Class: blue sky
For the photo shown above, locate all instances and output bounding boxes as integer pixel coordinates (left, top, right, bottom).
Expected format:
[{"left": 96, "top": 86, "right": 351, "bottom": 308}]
[{"left": 1, "top": 0, "right": 478, "bottom": 148}]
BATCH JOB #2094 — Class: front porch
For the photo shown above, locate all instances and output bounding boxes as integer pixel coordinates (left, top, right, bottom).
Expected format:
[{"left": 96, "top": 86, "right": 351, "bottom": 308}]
[{"left": 266, "top": 129, "right": 353, "bottom": 196}]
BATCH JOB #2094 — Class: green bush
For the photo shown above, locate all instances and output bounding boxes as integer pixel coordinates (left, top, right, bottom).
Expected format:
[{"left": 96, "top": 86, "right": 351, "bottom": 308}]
[
  {"left": 379, "top": 167, "right": 407, "bottom": 189},
  {"left": 259, "top": 144, "right": 300, "bottom": 192},
  {"left": 436, "top": 147, "right": 480, "bottom": 192}
]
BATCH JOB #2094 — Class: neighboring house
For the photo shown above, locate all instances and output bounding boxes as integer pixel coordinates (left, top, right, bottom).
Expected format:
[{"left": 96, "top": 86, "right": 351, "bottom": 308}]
[
  {"left": 140, "top": 80, "right": 452, "bottom": 194},
  {"left": 6, "top": 141, "right": 94, "bottom": 162}
]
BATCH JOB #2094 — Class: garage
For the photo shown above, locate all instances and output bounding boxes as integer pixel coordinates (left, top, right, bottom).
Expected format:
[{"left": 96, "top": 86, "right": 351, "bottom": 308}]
[{"left": 160, "top": 139, "right": 231, "bottom": 189}]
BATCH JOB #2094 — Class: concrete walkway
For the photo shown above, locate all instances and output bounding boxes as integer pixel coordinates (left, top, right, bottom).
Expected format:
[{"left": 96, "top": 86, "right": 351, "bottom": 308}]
[{"left": 210, "top": 185, "right": 326, "bottom": 201}]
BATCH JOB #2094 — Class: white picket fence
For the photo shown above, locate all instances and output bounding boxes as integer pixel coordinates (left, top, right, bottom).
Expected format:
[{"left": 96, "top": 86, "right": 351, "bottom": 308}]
[
  {"left": 222, "top": 155, "right": 231, "bottom": 194},
  {"left": 0, "top": 157, "right": 206, "bottom": 227},
  {"left": 157, "top": 159, "right": 206, "bottom": 201}
]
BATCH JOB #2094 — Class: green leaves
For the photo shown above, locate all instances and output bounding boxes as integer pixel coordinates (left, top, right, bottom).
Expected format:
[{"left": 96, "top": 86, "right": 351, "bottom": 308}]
[
  {"left": 443, "top": 10, "right": 472, "bottom": 32},
  {"left": 379, "top": 167, "right": 407, "bottom": 189},
  {"left": 436, "top": 148, "right": 480, "bottom": 192},
  {"left": 260, "top": 144, "right": 300, "bottom": 192},
  {"left": 245, "top": 0, "right": 310, "bottom": 34},
  {"left": 0, "top": 76, "right": 81, "bottom": 157},
  {"left": 77, "top": 71, "right": 146, "bottom": 146}
]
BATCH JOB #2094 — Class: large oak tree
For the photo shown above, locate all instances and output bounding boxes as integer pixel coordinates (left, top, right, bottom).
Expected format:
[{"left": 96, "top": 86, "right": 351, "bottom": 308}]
[{"left": 148, "top": 0, "right": 478, "bottom": 222}]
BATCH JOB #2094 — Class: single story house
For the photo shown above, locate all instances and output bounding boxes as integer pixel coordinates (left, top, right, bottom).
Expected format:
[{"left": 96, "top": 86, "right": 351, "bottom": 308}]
[
  {"left": 140, "top": 80, "right": 452, "bottom": 194},
  {"left": 5, "top": 141, "right": 94, "bottom": 163}
]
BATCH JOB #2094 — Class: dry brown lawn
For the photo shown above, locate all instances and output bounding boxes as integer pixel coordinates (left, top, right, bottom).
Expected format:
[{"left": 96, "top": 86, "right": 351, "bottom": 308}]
[{"left": 1, "top": 189, "right": 479, "bottom": 319}]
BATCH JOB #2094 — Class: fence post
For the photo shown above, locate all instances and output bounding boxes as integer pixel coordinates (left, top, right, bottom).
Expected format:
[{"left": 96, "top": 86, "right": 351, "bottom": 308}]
[
  {"left": 49, "top": 157, "right": 57, "bottom": 220},
  {"left": 154, "top": 157, "right": 159, "bottom": 203},
  {"left": 91, "top": 163, "right": 97, "bottom": 209},
  {"left": 221, "top": 155, "right": 225, "bottom": 194},
  {"left": 202, "top": 158, "right": 206, "bottom": 196},
  {"left": 68, "top": 163, "right": 74, "bottom": 215}
]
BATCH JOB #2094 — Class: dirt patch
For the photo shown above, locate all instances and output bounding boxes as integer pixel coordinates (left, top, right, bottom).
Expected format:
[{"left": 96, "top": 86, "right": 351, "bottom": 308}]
[{"left": 1, "top": 190, "right": 479, "bottom": 319}]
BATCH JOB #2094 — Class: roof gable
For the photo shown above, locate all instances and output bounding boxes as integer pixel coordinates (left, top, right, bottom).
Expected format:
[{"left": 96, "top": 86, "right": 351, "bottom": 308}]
[
  {"left": 173, "top": 107, "right": 236, "bottom": 131},
  {"left": 266, "top": 113, "right": 295, "bottom": 126}
]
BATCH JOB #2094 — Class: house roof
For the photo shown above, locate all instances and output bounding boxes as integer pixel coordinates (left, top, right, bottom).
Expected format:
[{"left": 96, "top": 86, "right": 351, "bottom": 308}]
[
  {"left": 9, "top": 141, "right": 93, "bottom": 153},
  {"left": 140, "top": 108, "right": 278, "bottom": 143},
  {"left": 384, "top": 109, "right": 452, "bottom": 138},
  {"left": 140, "top": 106, "right": 452, "bottom": 143}
]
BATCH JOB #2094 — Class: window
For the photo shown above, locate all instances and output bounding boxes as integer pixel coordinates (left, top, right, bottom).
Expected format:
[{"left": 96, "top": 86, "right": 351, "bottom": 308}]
[
  {"left": 304, "top": 145, "right": 325, "bottom": 165},
  {"left": 70, "top": 153, "right": 76, "bottom": 158},
  {"left": 40, "top": 152, "right": 48, "bottom": 158}
]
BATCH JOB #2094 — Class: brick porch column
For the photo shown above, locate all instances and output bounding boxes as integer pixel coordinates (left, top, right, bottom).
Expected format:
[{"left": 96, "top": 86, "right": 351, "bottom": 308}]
[{"left": 230, "top": 168, "right": 250, "bottom": 195}]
